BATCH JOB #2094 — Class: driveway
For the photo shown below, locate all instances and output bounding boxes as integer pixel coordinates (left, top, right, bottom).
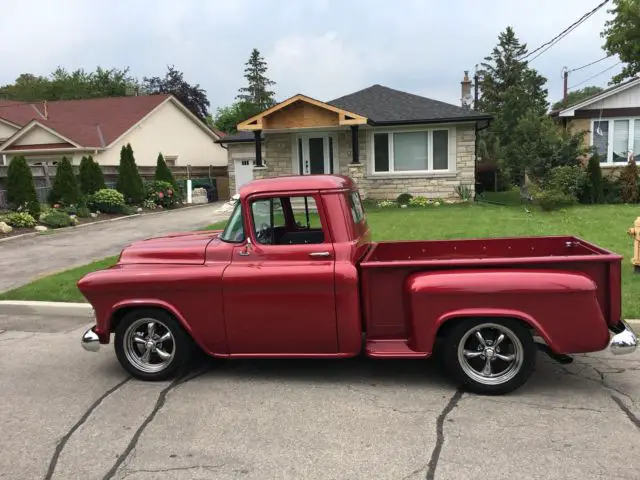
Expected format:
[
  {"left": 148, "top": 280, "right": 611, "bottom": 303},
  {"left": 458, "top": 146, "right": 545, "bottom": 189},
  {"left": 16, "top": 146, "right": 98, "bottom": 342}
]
[
  {"left": 0, "top": 204, "right": 229, "bottom": 293},
  {"left": 0, "top": 314, "right": 638, "bottom": 480}
]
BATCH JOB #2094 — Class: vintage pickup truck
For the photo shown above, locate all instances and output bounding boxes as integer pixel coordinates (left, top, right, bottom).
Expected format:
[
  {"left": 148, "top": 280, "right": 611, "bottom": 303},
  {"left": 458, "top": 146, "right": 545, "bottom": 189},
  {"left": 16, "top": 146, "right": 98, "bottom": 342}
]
[{"left": 78, "top": 175, "right": 638, "bottom": 395}]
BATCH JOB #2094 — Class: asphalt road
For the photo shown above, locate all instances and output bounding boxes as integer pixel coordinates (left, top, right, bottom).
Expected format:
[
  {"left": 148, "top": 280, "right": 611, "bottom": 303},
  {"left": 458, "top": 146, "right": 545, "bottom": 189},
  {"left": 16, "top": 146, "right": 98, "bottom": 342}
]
[
  {"left": 0, "top": 203, "right": 229, "bottom": 293},
  {"left": 0, "top": 314, "right": 639, "bottom": 480}
]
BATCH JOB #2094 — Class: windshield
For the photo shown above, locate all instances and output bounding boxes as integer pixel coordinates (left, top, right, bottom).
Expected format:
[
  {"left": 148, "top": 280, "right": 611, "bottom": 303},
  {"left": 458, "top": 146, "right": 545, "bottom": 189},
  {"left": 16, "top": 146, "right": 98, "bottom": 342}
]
[{"left": 220, "top": 202, "right": 245, "bottom": 243}]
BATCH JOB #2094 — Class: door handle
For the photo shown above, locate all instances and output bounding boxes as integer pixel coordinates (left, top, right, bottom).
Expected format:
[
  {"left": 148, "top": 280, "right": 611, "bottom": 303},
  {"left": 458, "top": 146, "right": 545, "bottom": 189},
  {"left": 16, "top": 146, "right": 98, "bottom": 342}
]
[{"left": 309, "top": 251, "right": 331, "bottom": 258}]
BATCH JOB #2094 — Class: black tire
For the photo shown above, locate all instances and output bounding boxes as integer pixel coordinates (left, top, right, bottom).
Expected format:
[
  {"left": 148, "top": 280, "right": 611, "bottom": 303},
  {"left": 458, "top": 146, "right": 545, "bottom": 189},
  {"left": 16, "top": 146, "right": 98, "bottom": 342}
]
[
  {"left": 441, "top": 317, "right": 536, "bottom": 395},
  {"left": 114, "top": 308, "right": 194, "bottom": 381}
]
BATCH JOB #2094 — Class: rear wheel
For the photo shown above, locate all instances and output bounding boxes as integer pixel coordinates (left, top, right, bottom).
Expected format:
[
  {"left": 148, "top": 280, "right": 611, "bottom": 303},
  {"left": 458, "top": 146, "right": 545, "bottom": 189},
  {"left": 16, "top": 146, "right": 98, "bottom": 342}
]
[
  {"left": 114, "top": 309, "right": 193, "bottom": 381},
  {"left": 441, "top": 318, "right": 536, "bottom": 395}
]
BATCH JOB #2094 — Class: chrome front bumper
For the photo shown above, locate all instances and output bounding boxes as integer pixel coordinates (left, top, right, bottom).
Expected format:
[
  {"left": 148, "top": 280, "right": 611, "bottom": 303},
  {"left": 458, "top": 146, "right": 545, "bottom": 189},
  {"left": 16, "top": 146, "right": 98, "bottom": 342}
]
[
  {"left": 610, "top": 320, "right": 638, "bottom": 355},
  {"left": 81, "top": 326, "right": 101, "bottom": 352}
]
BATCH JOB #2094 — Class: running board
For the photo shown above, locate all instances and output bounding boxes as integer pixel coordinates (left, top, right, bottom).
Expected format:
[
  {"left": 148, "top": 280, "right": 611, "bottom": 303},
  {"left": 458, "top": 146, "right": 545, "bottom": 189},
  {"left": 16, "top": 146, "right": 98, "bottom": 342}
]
[{"left": 365, "top": 339, "right": 428, "bottom": 358}]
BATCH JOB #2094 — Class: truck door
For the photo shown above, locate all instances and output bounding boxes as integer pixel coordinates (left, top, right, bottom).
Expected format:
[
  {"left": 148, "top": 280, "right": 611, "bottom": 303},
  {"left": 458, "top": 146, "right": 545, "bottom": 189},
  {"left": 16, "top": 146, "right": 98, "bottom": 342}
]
[{"left": 222, "top": 193, "right": 338, "bottom": 354}]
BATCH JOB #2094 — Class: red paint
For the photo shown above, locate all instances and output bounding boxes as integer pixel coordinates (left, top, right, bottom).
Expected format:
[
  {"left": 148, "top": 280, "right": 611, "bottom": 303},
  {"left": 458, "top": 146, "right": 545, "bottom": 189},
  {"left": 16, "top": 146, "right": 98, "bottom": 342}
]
[{"left": 77, "top": 174, "right": 624, "bottom": 360}]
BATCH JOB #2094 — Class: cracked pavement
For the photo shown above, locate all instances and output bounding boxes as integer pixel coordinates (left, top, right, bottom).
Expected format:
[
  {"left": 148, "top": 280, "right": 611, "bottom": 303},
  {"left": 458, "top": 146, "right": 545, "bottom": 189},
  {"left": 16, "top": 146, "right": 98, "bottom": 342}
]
[{"left": 0, "top": 314, "right": 639, "bottom": 480}]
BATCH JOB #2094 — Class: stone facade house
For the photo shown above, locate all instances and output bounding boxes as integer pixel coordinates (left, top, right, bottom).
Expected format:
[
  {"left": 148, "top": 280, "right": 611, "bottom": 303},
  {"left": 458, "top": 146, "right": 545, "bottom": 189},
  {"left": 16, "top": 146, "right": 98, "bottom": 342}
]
[
  {"left": 552, "top": 77, "right": 640, "bottom": 175},
  {"left": 217, "top": 76, "right": 491, "bottom": 200}
]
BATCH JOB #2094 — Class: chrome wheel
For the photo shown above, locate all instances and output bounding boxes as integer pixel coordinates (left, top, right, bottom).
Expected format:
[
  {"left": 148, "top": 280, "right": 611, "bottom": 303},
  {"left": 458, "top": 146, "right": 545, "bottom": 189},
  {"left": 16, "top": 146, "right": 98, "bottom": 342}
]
[
  {"left": 457, "top": 322, "right": 524, "bottom": 386},
  {"left": 123, "top": 318, "right": 175, "bottom": 374}
]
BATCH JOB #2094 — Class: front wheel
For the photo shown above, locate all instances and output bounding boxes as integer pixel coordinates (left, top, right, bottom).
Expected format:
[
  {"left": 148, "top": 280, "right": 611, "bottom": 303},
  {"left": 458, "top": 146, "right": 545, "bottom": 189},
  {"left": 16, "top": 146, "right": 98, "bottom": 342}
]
[
  {"left": 114, "top": 309, "right": 193, "bottom": 381},
  {"left": 441, "top": 318, "right": 536, "bottom": 395}
]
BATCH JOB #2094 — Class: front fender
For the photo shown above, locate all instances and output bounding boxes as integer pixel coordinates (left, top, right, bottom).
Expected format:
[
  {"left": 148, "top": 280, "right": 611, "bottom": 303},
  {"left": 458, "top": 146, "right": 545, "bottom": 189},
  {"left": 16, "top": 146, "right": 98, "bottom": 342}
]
[{"left": 405, "top": 269, "right": 610, "bottom": 354}]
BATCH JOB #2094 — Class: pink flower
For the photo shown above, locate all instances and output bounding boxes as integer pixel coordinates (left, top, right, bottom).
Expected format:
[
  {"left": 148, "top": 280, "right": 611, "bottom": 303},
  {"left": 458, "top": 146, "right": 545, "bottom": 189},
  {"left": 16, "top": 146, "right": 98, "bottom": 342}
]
[
  {"left": 168, "top": 190, "right": 173, "bottom": 196},
  {"left": 53, "top": 204, "right": 60, "bottom": 209},
  {"left": 158, "top": 191, "right": 164, "bottom": 199}
]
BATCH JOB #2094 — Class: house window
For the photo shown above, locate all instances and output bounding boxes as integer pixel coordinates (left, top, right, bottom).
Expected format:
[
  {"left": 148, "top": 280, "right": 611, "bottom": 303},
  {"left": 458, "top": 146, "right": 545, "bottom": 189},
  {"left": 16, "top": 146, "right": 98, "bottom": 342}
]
[
  {"left": 164, "top": 155, "right": 178, "bottom": 166},
  {"left": 372, "top": 129, "right": 450, "bottom": 173},
  {"left": 592, "top": 118, "right": 640, "bottom": 164}
]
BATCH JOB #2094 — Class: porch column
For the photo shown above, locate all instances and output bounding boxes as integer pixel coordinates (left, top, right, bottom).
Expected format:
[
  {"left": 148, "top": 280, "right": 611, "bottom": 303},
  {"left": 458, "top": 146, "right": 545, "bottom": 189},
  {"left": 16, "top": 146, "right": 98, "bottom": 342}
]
[
  {"left": 254, "top": 129, "right": 263, "bottom": 167},
  {"left": 350, "top": 125, "right": 360, "bottom": 164}
]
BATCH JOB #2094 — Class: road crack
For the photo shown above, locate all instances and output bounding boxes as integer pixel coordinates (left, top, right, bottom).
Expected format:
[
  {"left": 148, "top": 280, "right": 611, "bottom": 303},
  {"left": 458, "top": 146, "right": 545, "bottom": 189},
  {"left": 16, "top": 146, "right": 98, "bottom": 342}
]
[
  {"left": 44, "top": 377, "right": 131, "bottom": 480},
  {"left": 611, "top": 395, "right": 640, "bottom": 430},
  {"left": 119, "top": 463, "right": 226, "bottom": 478},
  {"left": 426, "top": 389, "right": 463, "bottom": 480},
  {"left": 103, "top": 368, "right": 210, "bottom": 480}
]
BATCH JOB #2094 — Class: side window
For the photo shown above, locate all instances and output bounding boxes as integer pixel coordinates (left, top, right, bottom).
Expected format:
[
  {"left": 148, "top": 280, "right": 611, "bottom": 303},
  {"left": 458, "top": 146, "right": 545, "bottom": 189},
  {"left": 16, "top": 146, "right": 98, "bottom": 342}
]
[
  {"left": 251, "top": 198, "right": 285, "bottom": 245},
  {"left": 291, "top": 196, "right": 322, "bottom": 229},
  {"left": 349, "top": 191, "right": 365, "bottom": 224},
  {"left": 250, "top": 195, "right": 325, "bottom": 245}
]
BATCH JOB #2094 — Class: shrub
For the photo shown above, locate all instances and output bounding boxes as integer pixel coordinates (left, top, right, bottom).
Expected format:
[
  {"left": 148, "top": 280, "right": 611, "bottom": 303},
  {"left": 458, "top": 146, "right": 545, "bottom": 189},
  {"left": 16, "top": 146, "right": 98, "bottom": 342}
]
[
  {"left": 76, "top": 206, "right": 91, "bottom": 218},
  {"left": 155, "top": 153, "right": 176, "bottom": 185},
  {"left": 583, "top": 153, "right": 604, "bottom": 204},
  {"left": 377, "top": 200, "right": 397, "bottom": 208},
  {"left": 396, "top": 193, "right": 413, "bottom": 205},
  {"left": 454, "top": 184, "right": 474, "bottom": 201},
  {"left": 619, "top": 158, "right": 639, "bottom": 203},
  {"left": 49, "top": 157, "right": 81, "bottom": 206},
  {"left": 78, "top": 155, "right": 106, "bottom": 195},
  {"left": 40, "top": 210, "right": 73, "bottom": 229},
  {"left": 6, "top": 156, "right": 40, "bottom": 217},
  {"left": 5, "top": 212, "right": 36, "bottom": 228},
  {"left": 602, "top": 176, "right": 622, "bottom": 204},
  {"left": 116, "top": 143, "right": 145, "bottom": 204},
  {"left": 536, "top": 189, "right": 577, "bottom": 211},
  {"left": 146, "top": 180, "right": 178, "bottom": 209},
  {"left": 544, "top": 165, "right": 587, "bottom": 199},
  {"left": 89, "top": 188, "right": 125, "bottom": 213},
  {"left": 142, "top": 198, "right": 158, "bottom": 210},
  {"left": 121, "top": 204, "right": 137, "bottom": 215}
]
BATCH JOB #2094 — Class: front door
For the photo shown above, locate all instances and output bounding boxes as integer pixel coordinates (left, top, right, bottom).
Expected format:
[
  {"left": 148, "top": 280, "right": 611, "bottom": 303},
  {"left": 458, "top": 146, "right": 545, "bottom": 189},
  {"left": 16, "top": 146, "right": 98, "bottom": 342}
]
[
  {"left": 222, "top": 193, "right": 338, "bottom": 354},
  {"left": 298, "top": 134, "right": 334, "bottom": 175}
]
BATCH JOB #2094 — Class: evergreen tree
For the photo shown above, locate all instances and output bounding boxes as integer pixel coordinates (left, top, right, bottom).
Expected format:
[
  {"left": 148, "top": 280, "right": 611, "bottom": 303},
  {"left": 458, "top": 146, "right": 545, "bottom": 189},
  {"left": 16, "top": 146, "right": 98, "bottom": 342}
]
[
  {"left": 116, "top": 144, "right": 145, "bottom": 204},
  {"left": 6, "top": 156, "right": 40, "bottom": 217},
  {"left": 154, "top": 153, "right": 175, "bottom": 185},
  {"left": 236, "top": 48, "right": 276, "bottom": 110},
  {"left": 584, "top": 153, "right": 605, "bottom": 204},
  {"left": 78, "top": 155, "right": 105, "bottom": 195},
  {"left": 49, "top": 157, "right": 80, "bottom": 205},
  {"left": 475, "top": 27, "right": 549, "bottom": 186},
  {"left": 619, "top": 157, "right": 639, "bottom": 203}
]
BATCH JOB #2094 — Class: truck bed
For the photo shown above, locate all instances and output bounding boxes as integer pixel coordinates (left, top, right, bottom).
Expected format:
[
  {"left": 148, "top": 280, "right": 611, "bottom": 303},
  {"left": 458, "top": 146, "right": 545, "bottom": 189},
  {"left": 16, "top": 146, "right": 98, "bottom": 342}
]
[{"left": 358, "top": 236, "right": 623, "bottom": 341}]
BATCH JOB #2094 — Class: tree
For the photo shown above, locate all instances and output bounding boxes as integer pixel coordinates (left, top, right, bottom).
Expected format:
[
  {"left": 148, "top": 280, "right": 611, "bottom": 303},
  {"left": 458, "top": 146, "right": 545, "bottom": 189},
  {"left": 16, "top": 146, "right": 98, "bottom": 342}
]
[
  {"left": 475, "top": 27, "right": 549, "bottom": 186},
  {"left": 6, "top": 156, "right": 40, "bottom": 217},
  {"left": 142, "top": 65, "right": 209, "bottom": 121},
  {"left": 78, "top": 155, "right": 106, "bottom": 195},
  {"left": 0, "top": 67, "right": 138, "bottom": 102},
  {"left": 619, "top": 157, "right": 639, "bottom": 203},
  {"left": 236, "top": 48, "right": 276, "bottom": 110},
  {"left": 213, "top": 101, "right": 262, "bottom": 133},
  {"left": 49, "top": 157, "right": 81, "bottom": 205},
  {"left": 551, "top": 86, "right": 604, "bottom": 110},
  {"left": 583, "top": 152, "right": 605, "bottom": 204},
  {"left": 116, "top": 144, "right": 145, "bottom": 204},
  {"left": 601, "top": 0, "right": 640, "bottom": 84},
  {"left": 155, "top": 153, "right": 176, "bottom": 185}
]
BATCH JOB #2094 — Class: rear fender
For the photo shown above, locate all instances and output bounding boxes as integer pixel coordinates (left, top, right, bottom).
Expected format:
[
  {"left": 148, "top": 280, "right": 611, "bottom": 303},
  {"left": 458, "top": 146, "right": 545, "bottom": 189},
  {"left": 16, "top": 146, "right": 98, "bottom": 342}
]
[{"left": 405, "top": 269, "right": 610, "bottom": 354}]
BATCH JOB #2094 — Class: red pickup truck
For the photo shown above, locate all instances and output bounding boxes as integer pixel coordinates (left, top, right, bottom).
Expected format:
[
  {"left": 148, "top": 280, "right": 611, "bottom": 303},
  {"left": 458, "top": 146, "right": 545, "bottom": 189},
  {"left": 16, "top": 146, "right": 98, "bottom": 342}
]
[{"left": 78, "top": 175, "right": 638, "bottom": 395}]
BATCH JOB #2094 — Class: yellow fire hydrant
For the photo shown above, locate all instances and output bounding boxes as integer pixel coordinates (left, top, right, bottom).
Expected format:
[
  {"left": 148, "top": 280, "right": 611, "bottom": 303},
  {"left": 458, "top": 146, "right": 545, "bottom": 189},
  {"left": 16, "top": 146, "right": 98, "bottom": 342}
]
[{"left": 627, "top": 216, "right": 640, "bottom": 272}]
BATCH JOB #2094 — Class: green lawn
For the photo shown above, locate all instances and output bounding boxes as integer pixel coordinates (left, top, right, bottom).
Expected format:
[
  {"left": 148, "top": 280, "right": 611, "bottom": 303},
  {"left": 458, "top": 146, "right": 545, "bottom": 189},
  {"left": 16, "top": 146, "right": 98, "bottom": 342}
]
[{"left": 3, "top": 203, "right": 640, "bottom": 318}]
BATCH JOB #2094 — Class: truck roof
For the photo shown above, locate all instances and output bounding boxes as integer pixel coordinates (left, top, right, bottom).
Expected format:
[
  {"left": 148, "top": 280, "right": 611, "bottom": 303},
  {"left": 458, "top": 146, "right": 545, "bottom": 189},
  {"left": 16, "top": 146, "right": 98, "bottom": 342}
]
[{"left": 239, "top": 174, "right": 356, "bottom": 196}]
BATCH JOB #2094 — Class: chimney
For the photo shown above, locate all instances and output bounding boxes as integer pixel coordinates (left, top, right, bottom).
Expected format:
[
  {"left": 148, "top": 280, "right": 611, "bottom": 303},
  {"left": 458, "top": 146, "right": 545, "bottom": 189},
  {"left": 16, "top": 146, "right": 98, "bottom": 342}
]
[{"left": 461, "top": 71, "right": 472, "bottom": 109}]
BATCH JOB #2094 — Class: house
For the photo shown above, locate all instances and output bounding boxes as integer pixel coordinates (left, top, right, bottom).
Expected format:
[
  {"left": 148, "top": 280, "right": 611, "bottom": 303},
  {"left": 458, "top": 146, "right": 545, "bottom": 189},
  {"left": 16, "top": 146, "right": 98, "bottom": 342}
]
[
  {"left": 0, "top": 95, "right": 227, "bottom": 168},
  {"left": 217, "top": 74, "right": 491, "bottom": 200},
  {"left": 552, "top": 76, "right": 640, "bottom": 173}
]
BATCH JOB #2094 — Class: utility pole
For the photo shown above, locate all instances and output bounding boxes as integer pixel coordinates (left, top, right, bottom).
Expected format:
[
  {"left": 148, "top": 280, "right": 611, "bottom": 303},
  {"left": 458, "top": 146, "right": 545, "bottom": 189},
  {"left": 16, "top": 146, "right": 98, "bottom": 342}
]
[
  {"left": 473, "top": 64, "right": 480, "bottom": 110},
  {"left": 562, "top": 67, "right": 568, "bottom": 106}
]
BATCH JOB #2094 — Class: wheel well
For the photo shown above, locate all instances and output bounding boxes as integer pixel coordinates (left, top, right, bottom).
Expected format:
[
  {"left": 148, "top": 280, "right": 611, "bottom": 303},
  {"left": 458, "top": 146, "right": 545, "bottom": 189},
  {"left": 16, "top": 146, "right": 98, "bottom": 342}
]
[
  {"left": 109, "top": 306, "right": 175, "bottom": 333},
  {"left": 435, "top": 315, "right": 535, "bottom": 340}
]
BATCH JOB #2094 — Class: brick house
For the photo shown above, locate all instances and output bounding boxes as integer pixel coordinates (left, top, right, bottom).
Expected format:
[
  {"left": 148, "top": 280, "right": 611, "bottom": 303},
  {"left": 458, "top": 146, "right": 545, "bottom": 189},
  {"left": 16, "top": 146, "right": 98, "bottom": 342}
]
[{"left": 217, "top": 75, "right": 491, "bottom": 200}]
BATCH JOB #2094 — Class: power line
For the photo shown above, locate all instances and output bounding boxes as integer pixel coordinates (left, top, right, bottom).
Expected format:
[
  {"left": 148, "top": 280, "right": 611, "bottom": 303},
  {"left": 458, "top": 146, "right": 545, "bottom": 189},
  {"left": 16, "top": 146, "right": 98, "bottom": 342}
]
[
  {"left": 522, "top": 0, "right": 610, "bottom": 62},
  {"left": 569, "top": 54, "right": 613, "bottom": 72},
  {"left": 568, "top": 61, "right": 622, "bottom": 89}
]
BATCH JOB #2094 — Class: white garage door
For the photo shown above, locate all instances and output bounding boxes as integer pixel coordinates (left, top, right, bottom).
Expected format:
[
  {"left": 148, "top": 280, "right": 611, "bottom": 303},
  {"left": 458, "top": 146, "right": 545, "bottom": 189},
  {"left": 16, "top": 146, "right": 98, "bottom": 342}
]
[{"left": 234, "top": 159, "right": 255, "bottom": 193}]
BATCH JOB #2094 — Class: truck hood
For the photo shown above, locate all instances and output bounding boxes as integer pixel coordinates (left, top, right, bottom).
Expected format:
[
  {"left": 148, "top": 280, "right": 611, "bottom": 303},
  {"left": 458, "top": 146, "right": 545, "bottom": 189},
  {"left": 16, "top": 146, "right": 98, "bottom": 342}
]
[{"left": 117, "top": 230, "right": 221, "bottom": 265}]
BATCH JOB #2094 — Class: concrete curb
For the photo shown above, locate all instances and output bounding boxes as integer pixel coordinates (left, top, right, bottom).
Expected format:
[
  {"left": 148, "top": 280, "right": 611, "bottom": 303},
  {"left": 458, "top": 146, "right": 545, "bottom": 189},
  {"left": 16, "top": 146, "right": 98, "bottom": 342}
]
[
  {"left": 0, "top": 202, "right": 221, "bottom": 244},
  {"left": 0, "top": 300, "right": 639, "bottom": 332}
]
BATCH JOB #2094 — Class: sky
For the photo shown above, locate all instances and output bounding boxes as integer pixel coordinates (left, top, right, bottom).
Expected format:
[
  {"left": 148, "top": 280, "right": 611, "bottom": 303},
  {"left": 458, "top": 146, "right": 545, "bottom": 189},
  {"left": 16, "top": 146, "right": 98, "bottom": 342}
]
[{"left": 0, "top": 0, "right": 621, "bottom": 114}]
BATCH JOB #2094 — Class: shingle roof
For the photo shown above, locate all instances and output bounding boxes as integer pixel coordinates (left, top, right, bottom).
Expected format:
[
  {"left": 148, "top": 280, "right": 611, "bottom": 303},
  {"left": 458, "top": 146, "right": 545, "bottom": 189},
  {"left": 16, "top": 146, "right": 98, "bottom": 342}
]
[
  {"left": 218, "top": 84, "right": 490, "bottom": 143},
  {"left": 0, "top": 94, "right": 172, "bottom": 147},
  {"left": 329, "top": 84, "right": 489, "bottom": 124}
]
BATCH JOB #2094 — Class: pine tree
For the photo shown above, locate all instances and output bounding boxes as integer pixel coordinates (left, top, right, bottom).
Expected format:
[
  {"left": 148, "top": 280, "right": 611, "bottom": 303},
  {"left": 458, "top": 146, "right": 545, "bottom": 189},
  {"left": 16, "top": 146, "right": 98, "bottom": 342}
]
[
  {"left": 78, "top": 155, "right": 105, "bottom": 195},
  {"left": 116, "top": 143, "right": 145, "bottom": 204},
  {"left": 6, "top": 156, "right": 40, "bottom": 217},
  {"left": 584, "top": 153, "right": 604, "bottom": 204},
  {"left": 619, "top": 157, "right": 639, "bottom": 203},
  {"left": 236, "top": 48, "right": 276, "bottom": 110},
  {"left": 154, "top": 153, "right": 175, "bottom": 185},
  {"left": 475, "top": 27, "right": 549, "bottom": 186},
  {"left": 49, "top": 156, "right": 80, "bottom": 205}
]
